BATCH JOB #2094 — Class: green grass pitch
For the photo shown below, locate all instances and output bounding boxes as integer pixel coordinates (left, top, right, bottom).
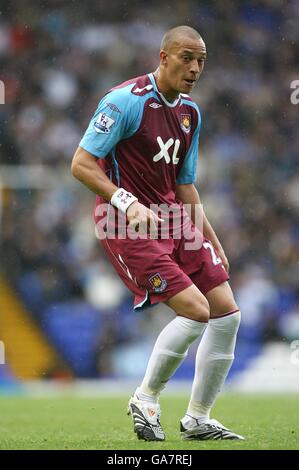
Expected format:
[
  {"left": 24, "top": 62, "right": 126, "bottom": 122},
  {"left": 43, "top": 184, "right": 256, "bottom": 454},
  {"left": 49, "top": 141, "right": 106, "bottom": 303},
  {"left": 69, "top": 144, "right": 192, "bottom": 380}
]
[{"left": 0, "top": 394, "right": 298, "bottom": 450}]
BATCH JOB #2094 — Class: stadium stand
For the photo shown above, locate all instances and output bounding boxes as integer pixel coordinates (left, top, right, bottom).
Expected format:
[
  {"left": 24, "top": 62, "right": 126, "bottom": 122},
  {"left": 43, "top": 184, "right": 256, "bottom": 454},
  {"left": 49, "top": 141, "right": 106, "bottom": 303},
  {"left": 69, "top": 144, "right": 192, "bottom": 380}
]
[{"left": 0, "top": 0, "right": 298, "bottom": 384}]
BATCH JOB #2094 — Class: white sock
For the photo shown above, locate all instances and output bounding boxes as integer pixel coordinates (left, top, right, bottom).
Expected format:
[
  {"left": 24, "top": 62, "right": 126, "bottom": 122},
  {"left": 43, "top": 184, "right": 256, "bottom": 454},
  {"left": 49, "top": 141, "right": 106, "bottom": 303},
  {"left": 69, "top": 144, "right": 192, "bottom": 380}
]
[
  {"left": 134, "top": 386, "right": 158, "bottom": 404},
  {"left": 138, "top": 316, "right": 208, "bottom": 399},
  {"left": 186, "top": 311, "right": 241, "bottom": 422}
]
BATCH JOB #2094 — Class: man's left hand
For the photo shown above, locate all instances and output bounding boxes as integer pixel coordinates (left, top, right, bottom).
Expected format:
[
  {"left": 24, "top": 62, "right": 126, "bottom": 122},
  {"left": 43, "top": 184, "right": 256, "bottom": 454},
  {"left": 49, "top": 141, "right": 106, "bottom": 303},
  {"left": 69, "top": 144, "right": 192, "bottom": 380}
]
[{"left": 216, "top": 245, "right": 230, "bottom": 273}]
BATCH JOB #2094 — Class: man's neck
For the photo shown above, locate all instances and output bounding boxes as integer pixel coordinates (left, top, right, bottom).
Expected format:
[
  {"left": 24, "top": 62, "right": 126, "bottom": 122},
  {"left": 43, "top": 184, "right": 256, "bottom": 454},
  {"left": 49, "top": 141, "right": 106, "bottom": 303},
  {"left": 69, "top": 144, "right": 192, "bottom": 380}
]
[{"left": 153, "top": 69, "right": 179, "bottom": 103}]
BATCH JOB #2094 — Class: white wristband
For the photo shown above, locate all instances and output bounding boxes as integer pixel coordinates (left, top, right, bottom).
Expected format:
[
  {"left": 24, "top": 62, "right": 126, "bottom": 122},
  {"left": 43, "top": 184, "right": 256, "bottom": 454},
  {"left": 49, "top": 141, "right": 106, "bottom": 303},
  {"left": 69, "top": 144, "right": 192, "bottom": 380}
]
[{"left": 110, "top": 188, "right": 138, "bottom": 214}]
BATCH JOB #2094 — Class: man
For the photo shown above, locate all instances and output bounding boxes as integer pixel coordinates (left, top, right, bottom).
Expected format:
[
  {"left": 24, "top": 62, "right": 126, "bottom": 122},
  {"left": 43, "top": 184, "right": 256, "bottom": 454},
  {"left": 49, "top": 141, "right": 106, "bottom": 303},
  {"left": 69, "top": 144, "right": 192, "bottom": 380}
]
[{"left": 71, "top": 25, "right": 244, "bottom": 441}]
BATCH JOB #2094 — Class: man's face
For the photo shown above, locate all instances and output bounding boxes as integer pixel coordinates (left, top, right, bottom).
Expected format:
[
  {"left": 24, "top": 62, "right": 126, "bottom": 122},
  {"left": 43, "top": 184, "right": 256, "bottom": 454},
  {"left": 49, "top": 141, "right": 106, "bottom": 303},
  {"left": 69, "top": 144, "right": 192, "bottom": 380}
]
[{"left": 161, "top": 36, "right": 207, "bottom": 95}]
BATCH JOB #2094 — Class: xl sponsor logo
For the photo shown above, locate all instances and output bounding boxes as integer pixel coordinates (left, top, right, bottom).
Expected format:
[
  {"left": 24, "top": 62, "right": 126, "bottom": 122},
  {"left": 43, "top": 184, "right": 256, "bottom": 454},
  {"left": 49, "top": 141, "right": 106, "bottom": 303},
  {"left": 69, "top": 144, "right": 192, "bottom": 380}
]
[{"left": 153, "top": 136, "right": 181, "bottom": 165}]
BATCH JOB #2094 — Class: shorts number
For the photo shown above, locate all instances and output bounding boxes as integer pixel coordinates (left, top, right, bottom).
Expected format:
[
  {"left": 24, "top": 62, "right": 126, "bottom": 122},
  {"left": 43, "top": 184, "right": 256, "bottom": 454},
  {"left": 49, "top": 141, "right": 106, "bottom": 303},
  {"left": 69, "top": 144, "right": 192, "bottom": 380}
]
[{"left": 203, "top": 242, "right": 222, "bottom": 265}]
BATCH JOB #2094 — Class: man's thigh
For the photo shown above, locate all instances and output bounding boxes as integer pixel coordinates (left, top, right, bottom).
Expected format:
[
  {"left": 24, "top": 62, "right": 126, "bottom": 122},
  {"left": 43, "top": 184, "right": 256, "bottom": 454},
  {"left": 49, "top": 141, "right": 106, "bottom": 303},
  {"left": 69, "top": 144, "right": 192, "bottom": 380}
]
[
  {"left": 173, "top": 231, "right": 236, "bottom": 317},
  {"left": 175, "top": 235, "right": 230, "bottom": 297},
  {"left": 101, "top": 237, "right": 193, "bottom": 307},
  {"left": 205, "top": 281, "right": 239, "bottom": 318},
  {"left": 165, "top": 284, "right": 210, "bottom": 322}
]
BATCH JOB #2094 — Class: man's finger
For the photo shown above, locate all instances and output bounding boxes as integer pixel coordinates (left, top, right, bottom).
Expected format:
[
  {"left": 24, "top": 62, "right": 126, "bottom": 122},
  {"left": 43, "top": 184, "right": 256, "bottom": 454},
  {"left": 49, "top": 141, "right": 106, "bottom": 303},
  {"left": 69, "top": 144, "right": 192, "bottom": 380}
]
[
  {"left": 128, "top": 218, "right": 139, "bottom": 231},
  {"left": 150, "top": 211, "right": 165, "bottom": 223}
]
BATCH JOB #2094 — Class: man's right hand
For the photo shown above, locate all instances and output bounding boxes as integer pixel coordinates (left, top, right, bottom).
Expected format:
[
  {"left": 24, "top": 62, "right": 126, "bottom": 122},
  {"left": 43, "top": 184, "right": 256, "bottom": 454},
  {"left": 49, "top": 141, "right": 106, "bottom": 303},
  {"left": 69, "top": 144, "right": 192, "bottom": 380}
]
[{"left": 127, "top": 201, "right": 164, "bottom": 235}]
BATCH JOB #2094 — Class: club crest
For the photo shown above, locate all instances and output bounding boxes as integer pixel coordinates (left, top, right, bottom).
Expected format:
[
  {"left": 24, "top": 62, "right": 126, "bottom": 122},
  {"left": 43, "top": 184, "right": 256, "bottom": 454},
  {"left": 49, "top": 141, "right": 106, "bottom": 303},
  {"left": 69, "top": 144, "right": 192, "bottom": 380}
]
[
  {"left": 149, "top": 273, "right": 167, "bottom": 292},
  {"left": 180, "top": 114, "right": 191, "bottom": 134}
]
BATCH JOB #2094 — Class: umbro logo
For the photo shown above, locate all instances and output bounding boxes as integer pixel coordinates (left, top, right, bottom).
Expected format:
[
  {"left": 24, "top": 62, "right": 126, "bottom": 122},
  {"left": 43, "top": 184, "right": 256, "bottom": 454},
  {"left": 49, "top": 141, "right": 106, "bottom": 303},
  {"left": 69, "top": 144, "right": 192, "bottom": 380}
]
[{"left": 149, "top": 102, "right": 163, "bottom": 109}]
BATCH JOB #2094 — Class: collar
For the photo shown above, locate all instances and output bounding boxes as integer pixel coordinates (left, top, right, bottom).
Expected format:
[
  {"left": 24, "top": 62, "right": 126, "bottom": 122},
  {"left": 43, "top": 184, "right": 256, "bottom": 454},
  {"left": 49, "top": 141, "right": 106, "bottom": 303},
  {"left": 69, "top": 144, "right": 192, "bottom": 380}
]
[{"left": 148, "top": 73, "right": 181, "bottom": 108}]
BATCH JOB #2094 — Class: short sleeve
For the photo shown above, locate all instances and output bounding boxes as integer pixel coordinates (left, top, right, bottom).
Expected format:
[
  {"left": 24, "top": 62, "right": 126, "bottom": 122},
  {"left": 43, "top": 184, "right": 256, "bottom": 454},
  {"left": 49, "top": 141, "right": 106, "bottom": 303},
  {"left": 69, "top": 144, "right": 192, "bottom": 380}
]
[
  {"left": 176, "top": 109, "right": 201, "bottom": 184},
  {"left": 79, "top": 88, "right": 136, "bottom": 158}
]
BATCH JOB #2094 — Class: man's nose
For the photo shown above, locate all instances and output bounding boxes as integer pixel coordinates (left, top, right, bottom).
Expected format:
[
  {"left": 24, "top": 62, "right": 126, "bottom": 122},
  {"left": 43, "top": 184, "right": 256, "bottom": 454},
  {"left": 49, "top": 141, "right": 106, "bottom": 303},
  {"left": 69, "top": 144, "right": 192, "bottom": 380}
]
[{"left": 190, "top": 59, "right": 200, "bottom": 74}]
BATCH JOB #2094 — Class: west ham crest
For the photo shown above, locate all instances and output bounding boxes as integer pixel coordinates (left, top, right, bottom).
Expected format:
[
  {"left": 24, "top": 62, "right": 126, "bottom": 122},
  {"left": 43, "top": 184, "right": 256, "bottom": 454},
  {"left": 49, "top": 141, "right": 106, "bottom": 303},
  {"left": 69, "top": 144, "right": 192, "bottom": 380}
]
[
  {"left": 149, "top": 273, "right": 167, "bottom": 293},
  {"left": 180, "top": 114, "right": 191, "bottom": 134}
]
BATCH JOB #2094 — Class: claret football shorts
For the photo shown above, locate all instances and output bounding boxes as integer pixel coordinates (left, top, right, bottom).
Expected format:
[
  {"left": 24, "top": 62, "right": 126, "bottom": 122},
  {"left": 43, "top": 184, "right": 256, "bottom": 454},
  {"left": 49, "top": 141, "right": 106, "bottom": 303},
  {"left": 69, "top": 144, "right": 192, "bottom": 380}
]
[{"left": 100, "top": 222, "right": 229, "bottom": 310}]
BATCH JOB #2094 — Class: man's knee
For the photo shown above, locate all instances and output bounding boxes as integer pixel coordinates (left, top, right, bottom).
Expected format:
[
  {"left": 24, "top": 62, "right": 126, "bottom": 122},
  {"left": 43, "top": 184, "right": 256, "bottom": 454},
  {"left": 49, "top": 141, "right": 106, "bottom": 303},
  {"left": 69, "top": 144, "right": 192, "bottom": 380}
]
[
  {"left": 172, "top": 296, "right": 210, "bottom": 322},
  {"left": 166, "top": 285, "right": 210, "bottom": 323},
  {"left": 205, "top": 282, "right": 239, "bottom": 318},
  {"left": 179, "top": 297, "right": 210, "bottom": 322},
  {"left": 230, "top": 310, "right": 241, "bottom": 330}
]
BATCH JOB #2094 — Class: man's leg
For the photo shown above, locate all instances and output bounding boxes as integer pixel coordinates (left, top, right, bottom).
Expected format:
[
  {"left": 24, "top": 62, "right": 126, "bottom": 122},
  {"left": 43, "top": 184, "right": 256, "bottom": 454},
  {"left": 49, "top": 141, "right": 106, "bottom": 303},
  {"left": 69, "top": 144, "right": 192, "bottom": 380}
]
[
  {"left": 181, "top": 281, "right": 244, "bottom": 440},
  {"left": 128, "top": 284, "right": 209, "bottom": 441}
]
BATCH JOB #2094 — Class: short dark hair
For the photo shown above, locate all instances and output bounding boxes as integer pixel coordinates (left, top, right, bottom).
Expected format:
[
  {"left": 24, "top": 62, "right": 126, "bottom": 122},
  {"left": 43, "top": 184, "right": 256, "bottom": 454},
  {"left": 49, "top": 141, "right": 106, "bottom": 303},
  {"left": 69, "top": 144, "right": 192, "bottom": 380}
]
[{"left": 160, "top": 26, "right": 203, "bottom": 51}]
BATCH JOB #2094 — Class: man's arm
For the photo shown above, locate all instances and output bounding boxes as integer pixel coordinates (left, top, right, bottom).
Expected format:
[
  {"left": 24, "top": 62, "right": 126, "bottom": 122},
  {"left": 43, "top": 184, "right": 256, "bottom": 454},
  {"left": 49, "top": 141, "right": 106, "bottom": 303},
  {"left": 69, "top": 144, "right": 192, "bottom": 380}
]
[
  {"left": 176, "top": 183, "right": 229, "bottom": 272},
  {"left": 71, "top": 146, "right": 162, "bottom": 230},
  {"left": 71, "top": 146, "right": 118, "bottom": 201}
]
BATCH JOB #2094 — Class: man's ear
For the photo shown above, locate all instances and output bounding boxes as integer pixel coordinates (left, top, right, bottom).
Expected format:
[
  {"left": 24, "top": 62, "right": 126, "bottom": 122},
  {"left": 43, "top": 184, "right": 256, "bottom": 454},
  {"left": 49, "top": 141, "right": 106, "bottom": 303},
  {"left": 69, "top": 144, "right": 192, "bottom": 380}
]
[{"left": 160, "top": 50, "right": 168, "bottom": 66}]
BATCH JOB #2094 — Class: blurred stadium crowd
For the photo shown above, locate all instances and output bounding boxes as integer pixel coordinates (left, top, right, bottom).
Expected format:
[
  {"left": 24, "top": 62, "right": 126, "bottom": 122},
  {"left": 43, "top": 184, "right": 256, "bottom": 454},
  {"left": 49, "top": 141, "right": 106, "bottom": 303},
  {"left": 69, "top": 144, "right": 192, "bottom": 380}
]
[{"left": 0, "top": 0, "right": 299, "bottom": 378}]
